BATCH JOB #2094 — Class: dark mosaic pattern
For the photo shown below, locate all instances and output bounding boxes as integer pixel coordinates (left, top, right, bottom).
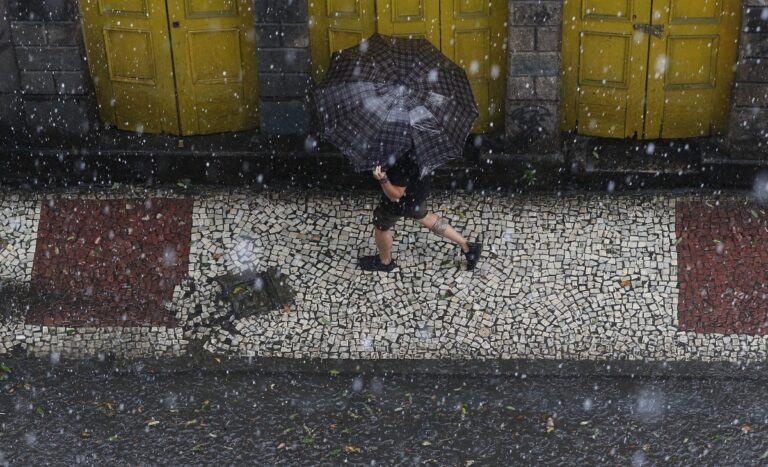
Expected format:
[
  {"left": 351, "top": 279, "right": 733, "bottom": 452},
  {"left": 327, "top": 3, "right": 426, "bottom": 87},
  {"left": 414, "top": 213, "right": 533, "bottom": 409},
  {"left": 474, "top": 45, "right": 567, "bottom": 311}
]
[
  {"left": 26, "top": 198, "right": 193, "bottom": 327},
  {"left": 677, "top": 200, "right": 768, "bottom": 335}
]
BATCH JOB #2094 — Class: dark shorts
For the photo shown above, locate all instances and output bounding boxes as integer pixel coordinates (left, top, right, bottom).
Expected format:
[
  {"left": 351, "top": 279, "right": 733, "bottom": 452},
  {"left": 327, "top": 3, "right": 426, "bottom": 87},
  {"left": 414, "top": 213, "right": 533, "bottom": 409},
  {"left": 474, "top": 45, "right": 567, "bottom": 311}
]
[{"left": 373, "top": 201, "right": 428, "bottom": 231}]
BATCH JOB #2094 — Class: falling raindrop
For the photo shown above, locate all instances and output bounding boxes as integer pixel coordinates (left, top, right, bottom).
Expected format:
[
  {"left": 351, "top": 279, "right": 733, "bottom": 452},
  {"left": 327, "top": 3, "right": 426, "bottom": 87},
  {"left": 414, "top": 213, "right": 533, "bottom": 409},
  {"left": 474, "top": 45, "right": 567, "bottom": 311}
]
[
  {"left": 352, "top": 377, "right": 364, "bottom": 392},
  {"left": 753, "top": 171, "right": 768, "bottom": 205},
  {"left": 162, "top": 245, "right": 177, "bottom": 267},
  {"left": 304, "top": 135, "right": 318, "bottom": 152}
]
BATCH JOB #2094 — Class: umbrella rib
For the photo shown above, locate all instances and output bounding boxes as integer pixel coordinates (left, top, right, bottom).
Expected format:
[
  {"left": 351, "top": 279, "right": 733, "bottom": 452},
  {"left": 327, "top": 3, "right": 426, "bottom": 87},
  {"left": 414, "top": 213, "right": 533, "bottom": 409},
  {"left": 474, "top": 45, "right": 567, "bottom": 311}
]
[{"left": 365, "top": 91, "right": 405, "bottom": 168}]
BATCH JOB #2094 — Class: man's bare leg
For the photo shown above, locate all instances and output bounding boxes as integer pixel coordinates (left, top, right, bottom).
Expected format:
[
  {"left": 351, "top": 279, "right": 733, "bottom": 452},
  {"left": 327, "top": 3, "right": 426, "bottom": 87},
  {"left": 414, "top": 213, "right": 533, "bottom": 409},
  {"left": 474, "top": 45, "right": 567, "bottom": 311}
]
[
  {"left": 374, "top": 227, "right": 394, "bottom": 265},
  {"left": 417, "top": 212, "right": 469, "bottom": 252}
]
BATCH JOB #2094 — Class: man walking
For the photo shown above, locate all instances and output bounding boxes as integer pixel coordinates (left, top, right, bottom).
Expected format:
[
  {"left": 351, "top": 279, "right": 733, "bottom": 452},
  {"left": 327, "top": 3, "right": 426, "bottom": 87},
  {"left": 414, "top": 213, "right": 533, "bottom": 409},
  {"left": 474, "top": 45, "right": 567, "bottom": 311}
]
[{"left": 358, "top": 151, "right": 482, "bottom": 273}]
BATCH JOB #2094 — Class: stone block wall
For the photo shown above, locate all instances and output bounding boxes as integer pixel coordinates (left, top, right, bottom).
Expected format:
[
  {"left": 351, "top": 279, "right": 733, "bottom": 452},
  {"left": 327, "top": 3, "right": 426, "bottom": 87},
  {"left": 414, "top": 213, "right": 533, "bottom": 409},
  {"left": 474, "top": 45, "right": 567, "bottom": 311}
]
[
  {"left": 5, "top": 0, "right": 96, "bottom": 141},
  {"left": 0, "top": 0, "right": 23, "bottom": 138},
  {"left": 505, "top": 0, "right": 563, "bottom": 156},
  {"left": 729, "top": 2, "right": 768, "bottom": 159},
  {"left": 255, "top": 0, "right": 312, "bottom": 135}
]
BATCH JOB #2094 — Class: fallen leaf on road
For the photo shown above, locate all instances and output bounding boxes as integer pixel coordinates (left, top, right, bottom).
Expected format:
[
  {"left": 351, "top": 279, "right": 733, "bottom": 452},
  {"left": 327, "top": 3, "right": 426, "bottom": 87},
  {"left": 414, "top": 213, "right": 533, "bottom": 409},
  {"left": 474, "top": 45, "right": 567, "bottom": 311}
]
[
  {"left": 741, "top": 424, "right": 752, "bottom": 434},
  {"left": 329, "top": 369, "right": 340, "bottom": 377},
  {"left": 277, "top": 443, "right": 286, "bottom": 450},
  {"left": 146, "top": 419, "right": 160, "bottom": 427},
  {"left": 108, "top": 434, "right": 118, "bottom": 442},
  {"left": 184, "top": 419, "right": 198, "bottom": 427},
  {"left": 422, "top": 441, "right": 432, "bottom": 446},
  {"left": 546, "top": 417, "right": 555, "bottom": 433},
  {"left": 345, "top": 445, "right": 362, "bottom": 454},
  {"left": 98, "top": 401, "right": 116, "bottom": 417},
  {"left": 620, "top": 278, "right": 631, "bottom": 288},
  {"left": 80, "top": 431, "right": 91, "bottom": 439},
  {"left": 35, "top": 406, "right": 45, "bottom": 417}
]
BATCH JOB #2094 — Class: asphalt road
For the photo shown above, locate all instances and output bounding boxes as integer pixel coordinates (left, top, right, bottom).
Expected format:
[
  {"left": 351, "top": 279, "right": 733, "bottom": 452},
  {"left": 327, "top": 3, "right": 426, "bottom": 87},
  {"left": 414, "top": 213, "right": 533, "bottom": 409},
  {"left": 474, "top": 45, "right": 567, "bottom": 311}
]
[{"left": 2, "top": 355, "right": 768, "bottom": 466}]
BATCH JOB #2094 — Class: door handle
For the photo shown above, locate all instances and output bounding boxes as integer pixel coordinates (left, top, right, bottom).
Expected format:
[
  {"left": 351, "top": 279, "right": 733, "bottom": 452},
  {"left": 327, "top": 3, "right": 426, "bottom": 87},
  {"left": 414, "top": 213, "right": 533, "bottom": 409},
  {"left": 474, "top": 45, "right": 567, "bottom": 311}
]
[{"left": 633, "top": 23, "right": 664, "bottom": 38}]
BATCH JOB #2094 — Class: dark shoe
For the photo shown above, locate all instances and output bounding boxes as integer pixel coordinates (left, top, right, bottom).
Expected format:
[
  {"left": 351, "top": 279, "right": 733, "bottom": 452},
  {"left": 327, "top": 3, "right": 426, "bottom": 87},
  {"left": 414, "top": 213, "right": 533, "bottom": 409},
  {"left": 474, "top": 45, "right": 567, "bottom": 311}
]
[
  {"left": 463, "top": 242, "right": 482, "bottom": 271},
  {"left": 358, "top": 255, "right": 397, "bottom": 272}
]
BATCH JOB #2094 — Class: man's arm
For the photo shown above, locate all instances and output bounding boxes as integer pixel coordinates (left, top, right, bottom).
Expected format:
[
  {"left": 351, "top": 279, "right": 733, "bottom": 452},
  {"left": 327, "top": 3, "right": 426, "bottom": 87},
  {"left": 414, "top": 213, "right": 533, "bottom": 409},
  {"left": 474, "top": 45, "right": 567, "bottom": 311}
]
[{"left": 373, "top": 166, "right": 406, "bottom": 202}]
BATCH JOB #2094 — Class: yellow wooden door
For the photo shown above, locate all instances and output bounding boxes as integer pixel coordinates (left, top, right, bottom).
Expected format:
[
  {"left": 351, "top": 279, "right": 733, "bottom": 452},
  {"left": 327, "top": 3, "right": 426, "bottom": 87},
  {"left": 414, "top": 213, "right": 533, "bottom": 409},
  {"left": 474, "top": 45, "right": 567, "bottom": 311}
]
[
  {"left": 166, "top": 0, "right": 259, "bottom": 135},
  {"left": 308, "top": 0, "right": 377, "bottom": 82},
  {"left": 79, "top": 0, "right": 180, "bottom": 134},
  {"left": 310, "top": 0, "right": 506, "bottom": 134},
  {"left": 645, "top": 0, "right": 741, "bottom": 138},
  {"left": 561, "top": 0, "right": 652, "bottom": 138},
  {"left": 79, "top": 0, "right": 258, "bottom": 135},
  {"left": 439, "top": 0, "right": 507, "bottom": 133},
  {"left": 376, "top": 0, "right": 440, "bottom": 47},
  {"left": 562, "top": 0, "right": 742, "bottom": 139}
]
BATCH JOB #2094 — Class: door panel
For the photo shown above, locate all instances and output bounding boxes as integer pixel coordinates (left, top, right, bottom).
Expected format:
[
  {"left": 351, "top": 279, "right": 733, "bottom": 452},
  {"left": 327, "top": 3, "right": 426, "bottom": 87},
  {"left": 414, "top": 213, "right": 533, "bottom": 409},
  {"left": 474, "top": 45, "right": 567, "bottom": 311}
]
[
  {"left": 441, "top": 0, "right": 507, "bottom": 132},
  {"left": 310, "top": 0, "right": 505, "bottom": 134},
  {"left": 562, "top": 0, "right": 742, "bottom": 140},
  {"left": 645, "top": 0, "right": 741, "bottom": 138},
  {"left": 79, "top": 0, "right": 180, "bottom": 133},
  {"left": 308, "top": 0, "right": 376, "bottom": 82},
  {"left": 377, "top": 0, "right": 440, "bottom": 47},
  {"left": 561, "top": 0, "right": 651, "bottom": 138},
  {"left": 167, "top": 0, "right": 258, "bottom": 135}
]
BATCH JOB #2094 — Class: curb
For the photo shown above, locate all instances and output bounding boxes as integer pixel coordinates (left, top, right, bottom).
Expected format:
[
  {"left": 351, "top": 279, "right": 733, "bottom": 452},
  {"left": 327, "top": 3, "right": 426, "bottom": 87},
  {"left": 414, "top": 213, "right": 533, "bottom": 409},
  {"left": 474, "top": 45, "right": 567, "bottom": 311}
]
[{"left": 7, "top": 350, "right": 768, "bottom": 381}]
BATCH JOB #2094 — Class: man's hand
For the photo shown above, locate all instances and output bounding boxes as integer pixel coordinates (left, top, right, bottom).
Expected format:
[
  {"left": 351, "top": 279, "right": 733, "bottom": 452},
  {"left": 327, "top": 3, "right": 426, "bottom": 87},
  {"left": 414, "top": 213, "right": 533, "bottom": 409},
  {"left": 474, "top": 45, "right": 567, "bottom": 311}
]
[{"left": 372, "top": 166, "right": 386, "bottom": 181}]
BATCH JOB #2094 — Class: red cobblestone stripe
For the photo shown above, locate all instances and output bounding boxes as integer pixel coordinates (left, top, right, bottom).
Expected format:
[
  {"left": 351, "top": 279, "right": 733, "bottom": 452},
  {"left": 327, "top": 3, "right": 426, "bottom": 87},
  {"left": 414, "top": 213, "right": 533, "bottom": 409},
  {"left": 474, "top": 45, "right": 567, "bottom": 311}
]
[
  {"left": 677, "top": 201, "right": 768, "bottom": 335},
  {"left": 26, "top": 198, "right": 193, "bottom": 327}
]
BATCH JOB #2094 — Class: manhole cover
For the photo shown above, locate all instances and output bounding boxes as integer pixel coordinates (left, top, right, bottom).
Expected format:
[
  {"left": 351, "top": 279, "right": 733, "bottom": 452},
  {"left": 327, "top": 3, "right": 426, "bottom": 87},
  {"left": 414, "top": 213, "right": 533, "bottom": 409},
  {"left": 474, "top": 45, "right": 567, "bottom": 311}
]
[{"left": 216, "top": 267, "right": 295, "bottom": 318}]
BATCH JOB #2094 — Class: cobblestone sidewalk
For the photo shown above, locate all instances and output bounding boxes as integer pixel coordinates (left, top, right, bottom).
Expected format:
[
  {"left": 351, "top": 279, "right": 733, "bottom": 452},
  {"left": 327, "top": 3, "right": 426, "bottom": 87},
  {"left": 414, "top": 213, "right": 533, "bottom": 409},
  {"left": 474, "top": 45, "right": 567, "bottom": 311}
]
[{"left": 1, "top": 187, "right": 767, "bottom": 363}]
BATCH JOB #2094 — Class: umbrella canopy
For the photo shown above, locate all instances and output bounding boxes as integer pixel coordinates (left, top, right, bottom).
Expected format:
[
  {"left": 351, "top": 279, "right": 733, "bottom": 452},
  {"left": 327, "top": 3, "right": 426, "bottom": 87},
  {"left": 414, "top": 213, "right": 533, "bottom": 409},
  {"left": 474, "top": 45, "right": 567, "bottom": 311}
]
[{"left": 314, "top": 33, "right": 479, "bottom": 177}]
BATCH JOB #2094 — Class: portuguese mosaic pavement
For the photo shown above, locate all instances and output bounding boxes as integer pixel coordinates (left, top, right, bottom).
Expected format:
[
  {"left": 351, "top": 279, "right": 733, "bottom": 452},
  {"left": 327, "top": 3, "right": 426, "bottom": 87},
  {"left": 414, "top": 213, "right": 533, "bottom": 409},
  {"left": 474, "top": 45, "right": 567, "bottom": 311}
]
[{"left": 1, "top": 187, "right": 767, "bottom": 363}]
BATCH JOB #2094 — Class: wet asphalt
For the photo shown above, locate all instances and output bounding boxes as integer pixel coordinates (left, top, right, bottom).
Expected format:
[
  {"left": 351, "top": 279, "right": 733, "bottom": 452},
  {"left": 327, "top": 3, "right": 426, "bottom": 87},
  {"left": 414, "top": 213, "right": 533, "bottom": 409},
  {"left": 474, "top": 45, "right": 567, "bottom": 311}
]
[{"left": 2, "top": 355, "right": 768, "bottom": 466}]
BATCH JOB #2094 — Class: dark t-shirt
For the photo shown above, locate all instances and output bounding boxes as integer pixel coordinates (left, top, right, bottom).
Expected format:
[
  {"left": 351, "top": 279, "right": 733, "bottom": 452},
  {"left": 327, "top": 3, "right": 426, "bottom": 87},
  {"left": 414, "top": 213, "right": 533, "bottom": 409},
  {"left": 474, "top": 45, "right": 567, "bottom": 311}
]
[{"left": 381, "top": 155, "right": 432, "bottom": 215}]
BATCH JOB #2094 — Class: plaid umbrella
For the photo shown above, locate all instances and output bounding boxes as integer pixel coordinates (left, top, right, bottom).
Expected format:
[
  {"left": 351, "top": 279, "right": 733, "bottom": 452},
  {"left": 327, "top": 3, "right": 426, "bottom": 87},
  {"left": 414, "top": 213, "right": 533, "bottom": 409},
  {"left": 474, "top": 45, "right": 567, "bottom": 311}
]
[{"left": 313, "top": 33, "right": 479, "bottom": 177}]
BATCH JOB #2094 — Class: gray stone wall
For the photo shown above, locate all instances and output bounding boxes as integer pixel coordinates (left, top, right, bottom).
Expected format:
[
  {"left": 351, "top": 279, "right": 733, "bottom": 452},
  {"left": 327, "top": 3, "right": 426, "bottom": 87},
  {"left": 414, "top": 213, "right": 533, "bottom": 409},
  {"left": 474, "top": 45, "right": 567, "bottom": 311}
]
[
  {"left": 0, "top": 0, "right": 23, "bottom": 138},
  {"left": 505, "top": 0, "right": 562, "bottom": 156},
  {"left": 3, "top": 0, "right": 95, "bottom": 141},
  {"left": 255, "top": 0, "right": 312, "bottom": 135},
  {"left": 729, "top": 1, "right": 768, "bottom": 159}
]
